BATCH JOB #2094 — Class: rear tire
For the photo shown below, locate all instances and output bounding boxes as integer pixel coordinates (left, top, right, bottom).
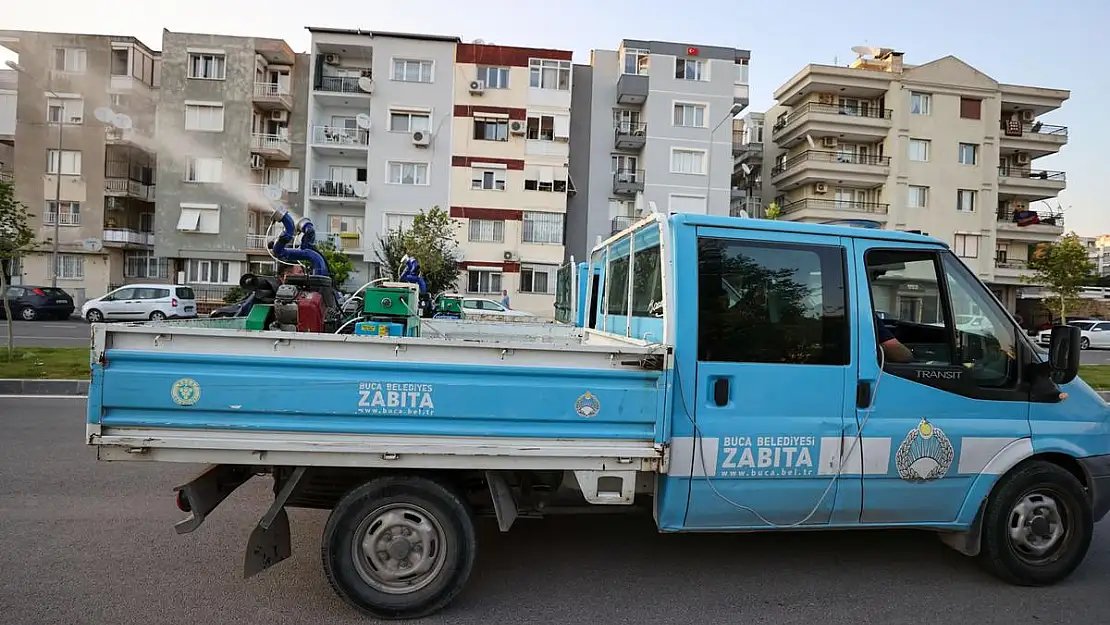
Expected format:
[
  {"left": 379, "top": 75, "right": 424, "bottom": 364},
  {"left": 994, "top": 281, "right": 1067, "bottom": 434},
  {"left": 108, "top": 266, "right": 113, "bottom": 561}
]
[
  {"left": 322, "top": 475, "right": 476, "bottom": 620},
  {"left": 18, "top": 307, "right": 37, "bottom": 321},
  {"left": 979, "top": 460, "right": 1093, "bottom": 586},
  {"left": 150, "top": 310, "right": 167, "bottom": 321},
  {"left": 1080, "top": 337, "right": 1090, "bottom": 350}
]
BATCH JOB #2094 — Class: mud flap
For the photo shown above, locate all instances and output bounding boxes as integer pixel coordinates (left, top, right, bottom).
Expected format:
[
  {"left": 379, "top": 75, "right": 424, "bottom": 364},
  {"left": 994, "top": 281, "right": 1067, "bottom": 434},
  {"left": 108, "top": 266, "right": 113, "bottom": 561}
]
[
  {"left": 173, "top": 464, "right": 254, "bottom": 535},
  {"left": 244, "top": 466, "right": 306, "bottom": 578}
]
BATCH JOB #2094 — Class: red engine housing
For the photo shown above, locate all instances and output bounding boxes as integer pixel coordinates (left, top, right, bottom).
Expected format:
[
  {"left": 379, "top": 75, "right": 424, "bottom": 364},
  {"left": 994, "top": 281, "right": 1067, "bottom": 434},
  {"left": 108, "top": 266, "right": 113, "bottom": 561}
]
[{"left": 295, "top": 291, "right": 325, "bottom": 332}]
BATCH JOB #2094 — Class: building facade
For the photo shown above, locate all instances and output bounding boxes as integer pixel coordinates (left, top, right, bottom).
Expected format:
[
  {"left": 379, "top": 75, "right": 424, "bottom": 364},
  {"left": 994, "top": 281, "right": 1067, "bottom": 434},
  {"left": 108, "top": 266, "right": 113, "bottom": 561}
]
[
  {"left": 450, "top": 42, "right": 573, "bottom": 316},
  {"left": 0, "top": 30, "right": 159, "bottom": 304},
  {"left": 761, "top": 49, "right": 1070, "bottom": 311},
  {"left": 730, "top": 110, "right": 763, "bottom": 218},
  {"left": 564, "top": 39, "right": 750, "bottom": 262},
  {"left": 154, "top": 30, "right": 300, "bottom": 297}
]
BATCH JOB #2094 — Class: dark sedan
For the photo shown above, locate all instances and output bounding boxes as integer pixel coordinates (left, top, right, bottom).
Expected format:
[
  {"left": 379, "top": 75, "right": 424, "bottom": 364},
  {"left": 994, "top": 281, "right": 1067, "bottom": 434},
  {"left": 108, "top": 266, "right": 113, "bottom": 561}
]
[{"left": 2, "top": 285, "right": 75, "bottom": 321}]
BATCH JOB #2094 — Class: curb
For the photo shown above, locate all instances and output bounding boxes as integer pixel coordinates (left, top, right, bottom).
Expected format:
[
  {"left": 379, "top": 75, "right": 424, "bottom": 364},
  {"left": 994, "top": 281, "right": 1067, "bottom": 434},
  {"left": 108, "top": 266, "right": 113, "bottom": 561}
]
[{"left": 0, "top": 379, "right": 89, "bottom": 396}]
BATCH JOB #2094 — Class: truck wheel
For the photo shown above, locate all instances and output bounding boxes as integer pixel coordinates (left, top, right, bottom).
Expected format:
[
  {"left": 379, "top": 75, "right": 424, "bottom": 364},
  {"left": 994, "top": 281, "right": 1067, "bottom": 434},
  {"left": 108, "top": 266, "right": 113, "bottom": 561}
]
[
  {"left": 979, "top": 460, "right": 1093, "bottom": 586},
  {"left": 321, "top": 475, "right": 476, "bottom": 620}
]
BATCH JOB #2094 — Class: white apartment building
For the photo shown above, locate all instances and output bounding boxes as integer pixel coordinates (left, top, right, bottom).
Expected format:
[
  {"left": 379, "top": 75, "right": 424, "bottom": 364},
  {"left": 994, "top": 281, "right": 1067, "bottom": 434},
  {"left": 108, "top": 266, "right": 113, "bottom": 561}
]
[
  {"left": 450, "top": 42, "right": 573, "bottom": 316},
  {"left": 303, "top": 28, "right": 459, "bottom": 287},
  {"left": 762, "top": 48, "right": 1070, "bottom": 312}
]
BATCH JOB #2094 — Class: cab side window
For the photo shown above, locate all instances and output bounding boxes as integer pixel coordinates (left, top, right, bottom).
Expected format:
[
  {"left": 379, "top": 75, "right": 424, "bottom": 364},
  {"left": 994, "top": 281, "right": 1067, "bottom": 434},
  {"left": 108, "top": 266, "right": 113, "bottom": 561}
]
[{"left": 697, "top": 237, "right": 849, "bottom": 365}]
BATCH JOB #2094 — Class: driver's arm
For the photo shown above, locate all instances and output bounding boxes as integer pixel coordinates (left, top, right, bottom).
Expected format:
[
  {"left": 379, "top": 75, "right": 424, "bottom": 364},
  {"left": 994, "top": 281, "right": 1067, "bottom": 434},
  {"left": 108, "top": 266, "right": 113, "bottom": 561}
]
[{"left": 876, "top": 315, "right": 914, "bottom": 363}]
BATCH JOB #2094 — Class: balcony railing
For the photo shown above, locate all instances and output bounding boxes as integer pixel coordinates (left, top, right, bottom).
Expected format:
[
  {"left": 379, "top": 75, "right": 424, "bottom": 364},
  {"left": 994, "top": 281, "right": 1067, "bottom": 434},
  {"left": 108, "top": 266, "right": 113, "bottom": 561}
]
[
  {"left": 314, "top": 72, "right": 372, "bottom": 94},
  {"left": 1000, "top": 120, "right": 1068, "bottom": 138},
  {"left": 312, "top": 125, "right": 370, "bottom": 147},
  {"left": 781, "top": 198, "right": 890, "bottom": 215},
  {"left": 247, "top": 183, "right": 283, "bottom": 202},
  {"left": 771, "top": 150, "right": 892, "bottom": 177},
  {"left": 997, "top": 210, "right": 1064, "bottom": 228},
  {"left": 614, "top": 121, "right": 646, "bottom": 137},
  {"left": 253, "top": 82, "right": 291, "bottom": 99},
  {"left": 998, "top": 167, "right": 1066, "bottom": 182},
  {"left": 325, "top": 232, "right": 362, "bottom": 251},
  {"left": 103, "top": 228, "right": 154, "bottom": 246},
  {"left": 310, "top": 178, "right": 362, "bottom": 200},
  {"left": 0, "top": 171, "right": 12, "bottom": 182},
  {"left": 730, "top": 197, "right": 762, "bottom": 217},
  {"left": 772, "top": 102, "right": 893, "bottom": 134},
  {"left": 611, "top": 216, "right": 636, "bottom": 234},
  {"left": 104, "top": 178, "right": 155, "bottom": 201},
  {"left": 245, "top": 234, "right": 269, "bottom": 249},
  {"left": 995, "top": 259, "right": 1029, "bottom": 270},
  {"left": 43, "top": 211, "right": 81, "bottom": 226},
  {"left": 612, "top": 168, "right": 645, "bottom": 194},
  {"left": 251, "top": 133, "right": 291, "bottom": 155}
]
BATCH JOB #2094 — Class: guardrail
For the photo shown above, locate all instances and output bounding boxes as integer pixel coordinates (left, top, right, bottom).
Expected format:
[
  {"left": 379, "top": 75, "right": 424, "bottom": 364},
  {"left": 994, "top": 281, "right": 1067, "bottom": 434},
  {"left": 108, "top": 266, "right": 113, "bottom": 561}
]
[
  {"left": 1000, "top": 121, "right": 1068, "bottom": 138},
  {"left": 780, "top": 198, "right": 889, "bottom": 215},
  {"left": 998, "top": 167, "right": 1066, "bottom": 181},
  {"left": 771, "top": 150, "right": 892, "bottom": 176},
  {"left": 773, "top": 102, "right": 893, "bottom": 133},
  {"left": 314, "top": 73, "right": 372, "bottom": 94},
  {"left": 312, "top": 125, "right": 369, "bottom": 147}
]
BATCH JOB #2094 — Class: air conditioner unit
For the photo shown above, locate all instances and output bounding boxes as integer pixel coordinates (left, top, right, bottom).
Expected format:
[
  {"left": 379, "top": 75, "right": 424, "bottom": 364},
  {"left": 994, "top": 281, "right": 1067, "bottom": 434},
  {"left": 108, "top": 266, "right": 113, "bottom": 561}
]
[
  {"left": 250, "top": 154, "right": 265, "bottom": 170},
  {"left": 1015, "top": 152, "right": 1031, "bottom": 165},
  {"left": 814, "top": 182, "right": 829, "bottom": 194},
  {"left": 508, "top": 119, "right": 526, "bottom": 135},
  {"left": 270, "top": 110, "right": 288, "bottom": 122},
  {"left": 1020, "top": 110, "right": 1036, "bottom": 122},
  {"left": 469, "top": 79, "right": 485, "bottom": 94},
  {"left": 821, "top": 136, "right": 837, "bottom": 148},
  {"left": 503, "top": 250, "right": 519, "bottom": 261},
  {"left": 412, "top": 130, "right": 431, "bottom": 146},
  {"left": 324, "top": 54, "right": 340, "bottom": 65}
]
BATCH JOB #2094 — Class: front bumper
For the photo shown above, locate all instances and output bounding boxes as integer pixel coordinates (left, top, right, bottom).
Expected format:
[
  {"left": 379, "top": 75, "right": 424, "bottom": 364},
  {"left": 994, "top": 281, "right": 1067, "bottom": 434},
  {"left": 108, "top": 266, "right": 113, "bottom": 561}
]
[{"left": 1079, "top": 454, "right": 1110, "bottom": 522}]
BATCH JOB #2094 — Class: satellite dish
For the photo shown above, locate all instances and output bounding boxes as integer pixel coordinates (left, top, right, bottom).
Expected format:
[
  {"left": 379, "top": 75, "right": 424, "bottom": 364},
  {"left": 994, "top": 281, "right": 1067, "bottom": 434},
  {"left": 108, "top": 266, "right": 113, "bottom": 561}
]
[
  {"left": 82, "top": 238, "right": 103, "bottom": 252},
  {"left": 93, "top": 107, "right": 116, "bottom": 123},
  {"left": 472, "top": 39, "right": 485, "bottom": 44},
  {"left": 355, "top": 113, "right": 372, "bottom": 130},
  {"left": 852, "top": 45, "right": 880, "bottom": 57},
  {"left": 352, "top": 182, "right": 369, "bottom": 198},
  {"left": 112, "top": 113, "right": 133, "bottom": 130},
  {"left": 356, "top": 76, "right": 374, "bottom": 92},
  {"left": 806, "top": 134, "right": 816, "bottom": 149},
  {"left": 741, "top": 163, "right": 752, "bottom": 175},
  {"left": 264, "top": 186, "right": 282, "bottom": 201}
]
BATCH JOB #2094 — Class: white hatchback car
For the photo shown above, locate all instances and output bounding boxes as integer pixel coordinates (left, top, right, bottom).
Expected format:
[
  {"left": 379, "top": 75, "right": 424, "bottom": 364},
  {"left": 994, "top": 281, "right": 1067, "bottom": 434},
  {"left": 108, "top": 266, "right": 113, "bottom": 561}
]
[
  {"left": 82, "top": 284, "right": 198, "bottom": 322},
  {"left": 457, "top": 296, "right": 535, "bottom": 319}
]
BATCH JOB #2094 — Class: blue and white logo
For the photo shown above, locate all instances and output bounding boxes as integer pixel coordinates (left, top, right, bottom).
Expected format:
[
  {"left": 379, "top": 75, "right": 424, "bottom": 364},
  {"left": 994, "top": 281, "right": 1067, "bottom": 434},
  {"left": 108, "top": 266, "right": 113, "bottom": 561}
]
[
  {"left": 575, "top": 392, "right": 600, "bottom": 418},
  {"left": 171, "top": 378, "right": 201, "bottom": 406},
  {"left": 894, "top": 418, "right": 954, "bottom": 482}
]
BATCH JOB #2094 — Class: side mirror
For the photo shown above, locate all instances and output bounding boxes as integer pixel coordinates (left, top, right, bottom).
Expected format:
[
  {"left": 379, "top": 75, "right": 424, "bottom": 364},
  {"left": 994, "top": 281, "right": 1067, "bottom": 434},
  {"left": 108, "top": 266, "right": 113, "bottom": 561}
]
[{"left": 1048, "top": 324, "right": 1082, "bottom": 384}]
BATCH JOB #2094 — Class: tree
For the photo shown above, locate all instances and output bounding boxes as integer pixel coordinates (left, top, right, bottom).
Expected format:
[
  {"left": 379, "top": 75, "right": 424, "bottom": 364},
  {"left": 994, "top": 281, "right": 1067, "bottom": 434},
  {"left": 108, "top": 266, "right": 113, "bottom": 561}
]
[
  {"left": 315, "top": 239, "right": 354, "bottom": 288},
  {"left": 1024, "top": 233, "right": 1095, "bottom": 322},
  {"left": 374, "top": 206, "right": 461, "bottom": 296},
  {"left": 0, "top": 180, "right": 36, "bottom": 359}
]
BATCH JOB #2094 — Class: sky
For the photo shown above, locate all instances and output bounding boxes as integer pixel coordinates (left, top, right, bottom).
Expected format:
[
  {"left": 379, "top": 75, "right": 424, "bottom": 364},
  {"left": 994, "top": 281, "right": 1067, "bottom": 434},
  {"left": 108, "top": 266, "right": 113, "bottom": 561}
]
[{"left": 3, "top": 0, "right": 1108, "bottom": 236}]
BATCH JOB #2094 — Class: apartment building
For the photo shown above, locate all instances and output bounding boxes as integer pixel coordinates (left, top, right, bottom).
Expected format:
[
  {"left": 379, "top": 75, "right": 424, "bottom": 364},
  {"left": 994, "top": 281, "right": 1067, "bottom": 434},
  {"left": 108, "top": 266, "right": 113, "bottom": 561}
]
[
  {"left": 731, "top": 110, "right": 764, "bottom": 218},
  {"left": 564, "top": 39, "right": 750, "bottom": 261},
  {"left": 450, "top": 42, "right": 573, "bottom": 316},
  {"left": 154, "top": 30, "right": 303, "bottom": 291},
  {"left": 303, "top": 27, "right": 459, "bottom": 287},
  {"left": 761, "top": 48, "right": 1070, "bottom": 311},
  {"left": 0, "top": 68, "right": 14, "bottom": 175},
  {"left": 1082, "top": 235, "right": 1110, "bottom": 278},
  {"left": 0, "top": 30, "right": 159, "bottom": 303}
]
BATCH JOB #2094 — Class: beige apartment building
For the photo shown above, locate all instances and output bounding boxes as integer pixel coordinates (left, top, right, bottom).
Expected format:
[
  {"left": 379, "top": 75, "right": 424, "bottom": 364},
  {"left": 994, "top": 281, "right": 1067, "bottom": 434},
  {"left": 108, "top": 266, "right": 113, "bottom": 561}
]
[
  {"left": 0, "top": 30, "right": 160, "bottom": 304},
  {"left": 761, "top": 48, "right": 1069, "bottom": 312}
]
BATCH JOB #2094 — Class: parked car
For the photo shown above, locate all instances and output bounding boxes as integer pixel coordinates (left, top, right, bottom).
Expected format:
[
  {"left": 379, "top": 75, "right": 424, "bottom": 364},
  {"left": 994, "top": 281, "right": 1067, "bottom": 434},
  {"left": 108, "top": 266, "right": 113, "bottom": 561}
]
[
  {"left": 1036, "top": 319, "right": 1110, "bottom": 350},
  {"left": 455, "top": 295, "right": 535, "bottom": 318},
  {"left": 82, "top": 284, "right": 198, "bottom": 322},
  {"left": 1, "top": 285, "right": 75, "bottom": 321},
  {"left": 1035, "top": 316, "right": 1100, "bottom": 333}
]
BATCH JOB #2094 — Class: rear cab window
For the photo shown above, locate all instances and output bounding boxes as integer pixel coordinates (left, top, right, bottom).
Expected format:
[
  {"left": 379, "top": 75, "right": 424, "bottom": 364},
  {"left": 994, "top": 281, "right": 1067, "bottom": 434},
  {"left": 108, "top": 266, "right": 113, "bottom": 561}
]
[{"left": 176, "top": 287, "right": 196, "bottom": 300}]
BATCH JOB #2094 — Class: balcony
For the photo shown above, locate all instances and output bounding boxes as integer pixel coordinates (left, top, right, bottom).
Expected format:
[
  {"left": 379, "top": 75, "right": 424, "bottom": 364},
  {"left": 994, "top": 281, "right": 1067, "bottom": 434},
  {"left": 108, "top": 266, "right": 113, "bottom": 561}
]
[
  {"left": 996, "top": 210, "right": 1064, "bottom": 240},
  {"left": 772, "top": 102, "right": 893, "bottom": 147},
  {"left": 770, "top": 150, "right": 891, "bottom": 190},
  {"left": 611, "top": 216, "right": 636, "bottom": 235},
  {"left": 1000, "top": 121, "right": 1068, "bottom": 158},
  {"left": 0, "top": 171, "right": 12, "bottom": 182},
  {"left": 250, "top": 133, "right": 292, "bottom": 160},
  {"left": 102, "top": 228, "right": 154, "bottom": 248},
  {"left": 616, "top": 73, "right": 648, "bottom": 105},
  {"left": 252, "top": 82, "right": 293, "bottom": 111},
  {"left": 310, "top": 178, "right": 365, "bottom": 202},
  {"left": 994, "top": 259, "right": 1030, "bottom": 282},
  {"left": 730, "top": 197, "right": 761, "bottom": 217},
  {"left": 104, "top": 177, "right": 155, "bottom": 202},
  {"left": 43, "top": 211, "right": 81, "bottom": 226},
  {"left": 247, "top": 184, "right": 283, "bottom": 207},
  {"left": 613, "top": 121, "right": 646, "bottom": 151},
  {"left": 245, "top": 233, "right": 269, "bottom": 250},
  {"left": 325, "top": 231, "right": 362, "bottom": 252},
  {"left": 612, "top": 169, "right": 645, "bottom": 195},
  {"left": 311, "top": 125, "right": 370, "bottom": 156},
  {"left": 780, "top": 198, "right": 890, "bottom": 222},
  {"left": 105, "top": 126, "right": 152, "bottom": 148},
  {"left": 733, "top": 136, "right": 763, "bottom": 162},
  {"left": 997, "top": 167, "right": 1066, "bottom": 201},
  {"left": 313, "top": 70, "right": 373, "bottom": 106}
]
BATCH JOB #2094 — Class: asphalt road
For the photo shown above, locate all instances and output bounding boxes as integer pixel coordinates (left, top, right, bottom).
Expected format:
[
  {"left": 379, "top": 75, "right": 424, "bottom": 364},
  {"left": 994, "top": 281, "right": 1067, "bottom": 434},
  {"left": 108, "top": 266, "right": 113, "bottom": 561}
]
[{"left": 2, "top": 397, "right": 1110, "bottom": 625}]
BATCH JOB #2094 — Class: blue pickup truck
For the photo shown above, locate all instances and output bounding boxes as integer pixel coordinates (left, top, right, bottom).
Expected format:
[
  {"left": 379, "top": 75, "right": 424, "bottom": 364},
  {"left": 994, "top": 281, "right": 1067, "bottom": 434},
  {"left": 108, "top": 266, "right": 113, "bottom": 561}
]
[{"left": 87, "top": 213, "right": 1109, "bottom": 620}]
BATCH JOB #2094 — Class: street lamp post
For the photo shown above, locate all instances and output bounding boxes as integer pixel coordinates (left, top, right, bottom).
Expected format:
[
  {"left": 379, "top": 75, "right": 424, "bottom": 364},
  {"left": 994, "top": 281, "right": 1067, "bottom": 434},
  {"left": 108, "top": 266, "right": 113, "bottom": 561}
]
[{"left": 705, "top": 102, "right": 745, "bottom": 215}]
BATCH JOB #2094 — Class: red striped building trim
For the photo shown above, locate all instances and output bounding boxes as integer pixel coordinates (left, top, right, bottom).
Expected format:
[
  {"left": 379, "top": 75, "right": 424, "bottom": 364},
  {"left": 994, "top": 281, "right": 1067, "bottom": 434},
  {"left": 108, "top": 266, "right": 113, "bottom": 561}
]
[
  {"left": 450, "top": 206, "right": 523, "bottom": 221},
  {"left": 455, "top": 44, "right": 572, "bottom": 66},
  {"left": 451, "top": 156, "right": 525, "bottom": 170},
  {"left": 453, "top": 105, "right": 527, "bottom": 120}
]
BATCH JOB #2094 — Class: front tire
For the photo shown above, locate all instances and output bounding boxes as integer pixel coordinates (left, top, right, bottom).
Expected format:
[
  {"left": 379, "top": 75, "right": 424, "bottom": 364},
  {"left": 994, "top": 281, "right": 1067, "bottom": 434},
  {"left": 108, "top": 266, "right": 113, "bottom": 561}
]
[
  {"left": 979, "top": 461, "right": 1093, "bottom": 586},
  {"left": 85, "top": 309, "right": 104, "bottom": 323},
  {"left": 322, "top": 475, "right": 477, "bottom": 620}
]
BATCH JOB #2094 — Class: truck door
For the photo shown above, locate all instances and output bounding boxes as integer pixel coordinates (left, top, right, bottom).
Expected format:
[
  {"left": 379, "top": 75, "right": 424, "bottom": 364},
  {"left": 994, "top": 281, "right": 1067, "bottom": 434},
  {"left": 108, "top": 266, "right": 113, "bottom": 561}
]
[
  {"left": 673, "top": 227, "right": 858, "bottom": 529},
  {"left": 851, "top": 242, "right": 1031, "bottom": 524}
]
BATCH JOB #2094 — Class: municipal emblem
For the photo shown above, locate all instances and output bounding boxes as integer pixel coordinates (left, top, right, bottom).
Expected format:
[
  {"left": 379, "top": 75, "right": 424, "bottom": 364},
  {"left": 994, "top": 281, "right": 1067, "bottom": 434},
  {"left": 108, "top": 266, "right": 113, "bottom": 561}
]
[
  {"left": 894, "top": 418, "right": 954, "bottom": 482},
  {"left": 575, "top": 391, "right": 600, "bottom": 418},
  {"left": 171, "top": 378, "right": 201, "bottom": 406}
]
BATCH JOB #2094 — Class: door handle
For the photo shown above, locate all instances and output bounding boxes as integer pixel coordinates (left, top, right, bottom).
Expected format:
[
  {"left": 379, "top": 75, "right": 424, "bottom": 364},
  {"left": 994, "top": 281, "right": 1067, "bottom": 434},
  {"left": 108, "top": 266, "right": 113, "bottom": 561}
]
[
  {"left": 856, "top": 380, "right": 872, "bottom": 409},
  {"left": 713, "top": 378, "right": 729, "bottom": 407}
]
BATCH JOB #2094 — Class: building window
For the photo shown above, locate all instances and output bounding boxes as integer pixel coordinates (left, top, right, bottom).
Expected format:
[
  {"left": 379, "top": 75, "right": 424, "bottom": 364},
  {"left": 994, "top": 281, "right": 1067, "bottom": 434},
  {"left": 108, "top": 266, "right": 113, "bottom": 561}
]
[
  {"left": 697, "top": 237, "right": 849, "bottom": 365},
  {"left": 958, "top": 143, "right": 979, "bottom": 165},
  {"left": 910, "top": 92, "right": 931, "bottom": 115},
  {"left": 467, "top": 269, "right": 502, "bottom": 294},
  {"left": 186, "top": 259, "right": 234, "bottom": 284},
  {"left": 474, "top": 117, "right": 508, "bottom": 141},
  {"left": 43, "top": 201, "right": 80, "bottom": 226},
  {"left": 392, "top": 59, "right": 433, "bottom": 83},
  {"left": 908, "top": 185, "right": 929, "bottom": 209},
  {"left": 110, "top": 48, "right": 129, "bottom": 76},
  {"left": 176, "top": 204, "right": 221, "bottom": 234},
  {"left": 527, "top": 114, "right": 555, "bottom": 141},
  {"left": 188, "top": 53, "right": 226, "bottom": 80},
  {"left": 520, "top": 264, "right": 555, "bottom": 294},
  {"left": 960, "top": 98, "right": 982, "bottom": 120},
  {"left": 184, "top": 104, "right": 224, "bottom": 132},
  {"left": 471, "top": 167, "right": 507, "bottom": 191},
  {"left": 954, "top": 234, "right": 980, "bottom": 258},
  {"left": 524, "top": 166, "right": 568, "bottom": 192},
  {"left": 468, "top": 219, "right": 504, "bottom": 243},
  {"left": 124, "top": 251, "right": 168, "bottom": 279},
  {"left": 55, "top": 254, "right": 85, "bottom": 280},
  {"left": 522, "top": 211, "right": 564, "bottom": 244},
  {"left": 908, "top": 139, "right": 930, "bottom": 162},
  {"left": 478, "top": 66, "right": 509, "bottom": 89},
  {"left": 387, "top": 162, "right": 429, "bottom": 185},
  {"left": 670, "top": 148, "right": 707, "bottom": 175},
  {"left": 385, "top": 213, "right": 415, "bottom": 233},
  {"left": 185, "top": 157, "right": 223, "bottom": 183},
  {"left": 46, "top": 150, "right": 81, "bottom": 175},
  {"left": 389, "top": 110, "right": 431, "bottom": 132},
  {"left": 675, "top": 58, "right": 706, "bottom": 81},
  {"left": 957, "top": 189, "right": 977, "bottom": 212},
  {"left": 673, "top": 102, "right": 706, "bottom": 127},
  {"left": 623, "top": 48, "right": 650, "bottom": 75},
  {"left": 264, "top": 167, "right": 300, "bottom": 193},
  {"left": 47, "top": 98, "right": 83, "bottom": 124},
  {"left": 53, "top": 47, "right": 87, "bottom": 73},
  {"left": 529, "top": 58, "right": 571, "bottom": 90}
]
